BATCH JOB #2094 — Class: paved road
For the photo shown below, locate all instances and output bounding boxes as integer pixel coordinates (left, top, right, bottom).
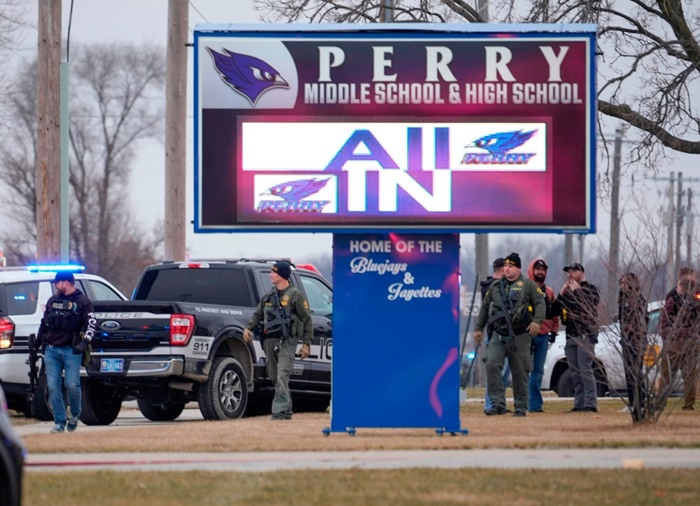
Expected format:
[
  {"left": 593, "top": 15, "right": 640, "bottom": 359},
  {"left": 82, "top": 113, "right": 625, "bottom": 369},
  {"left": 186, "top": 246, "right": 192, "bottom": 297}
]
[{"left": 25, "top": 448, "right": 700, "bottom": 472}]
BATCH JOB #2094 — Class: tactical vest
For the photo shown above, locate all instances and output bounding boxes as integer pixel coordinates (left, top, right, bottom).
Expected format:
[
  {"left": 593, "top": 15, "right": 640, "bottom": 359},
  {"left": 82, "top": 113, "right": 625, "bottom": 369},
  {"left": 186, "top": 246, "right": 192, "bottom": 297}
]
[
  {"left": 488, "top": 279, "right": 533, "bottom": 335},
  {"left": 262, "top": 290, "right": 291, "bottom": 340},
  {"left": 45, "top": 299, "right": 82, "bottom": 332}
]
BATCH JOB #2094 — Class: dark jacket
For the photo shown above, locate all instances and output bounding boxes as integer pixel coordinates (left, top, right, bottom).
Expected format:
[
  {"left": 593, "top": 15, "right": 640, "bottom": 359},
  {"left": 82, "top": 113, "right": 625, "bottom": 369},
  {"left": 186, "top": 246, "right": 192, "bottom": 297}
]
[
  {"left": 36, "top": 289, "right": 96, "bottom": 347},
  {"left": 247, "top": 285, "right": 313, "bottom": 346},
  {"left": 618, "top": 290, "right": 648, "bottom": 344},
  {"left": 554, "top": 281, "right": 600, "bottom": 339},
  {"left": 480, "top": 277, "right": 496, "bottom": 300},
  {"left": 660, "top": 288, "right": 700, "bottom": 341}
]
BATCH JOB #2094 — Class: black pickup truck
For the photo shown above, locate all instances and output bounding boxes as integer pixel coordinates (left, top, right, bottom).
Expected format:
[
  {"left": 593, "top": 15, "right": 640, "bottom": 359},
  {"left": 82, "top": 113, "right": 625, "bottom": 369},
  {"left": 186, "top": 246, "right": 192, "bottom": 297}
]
[{"left": 80, "top": 259, "right": 333, "bottom": 425}]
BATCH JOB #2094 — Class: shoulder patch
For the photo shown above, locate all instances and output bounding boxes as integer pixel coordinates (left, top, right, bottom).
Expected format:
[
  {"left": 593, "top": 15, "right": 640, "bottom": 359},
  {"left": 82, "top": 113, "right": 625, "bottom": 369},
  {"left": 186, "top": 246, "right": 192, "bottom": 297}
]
[
  {"left": 537, "top": 287, "right": 544, "bottom": 295},
  {"left": 303, "top": 300, "right": 309, "bottom": 310}
]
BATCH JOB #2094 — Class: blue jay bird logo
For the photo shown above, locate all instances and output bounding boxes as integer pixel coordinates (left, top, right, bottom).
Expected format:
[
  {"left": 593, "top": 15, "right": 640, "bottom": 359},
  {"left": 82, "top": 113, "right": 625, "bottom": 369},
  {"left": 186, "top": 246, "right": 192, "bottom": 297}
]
[
  {"left": 462, "top": 130, "right": 537, "bottom": 165},
  {"left": 257, "top": 177, "right": 333, "bottom": 213},
  {"left": 208, "top": 48, "right": 289, "bottom": 106}
]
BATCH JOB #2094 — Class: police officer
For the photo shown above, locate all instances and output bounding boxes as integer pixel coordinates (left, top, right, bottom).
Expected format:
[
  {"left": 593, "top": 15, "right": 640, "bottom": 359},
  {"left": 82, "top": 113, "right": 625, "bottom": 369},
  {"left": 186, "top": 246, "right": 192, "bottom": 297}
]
[
  {"left": 35, "top": 271, "right": 95, "bottom": 433},
  {"left": 243, "top": 261, "right": 312, "bottom": 420},
  {"left": 554, "top": 262, "right": 601, "bottom": 413},
  {"left": 474, "top": 252, "right": 545, "bottom": 417}
]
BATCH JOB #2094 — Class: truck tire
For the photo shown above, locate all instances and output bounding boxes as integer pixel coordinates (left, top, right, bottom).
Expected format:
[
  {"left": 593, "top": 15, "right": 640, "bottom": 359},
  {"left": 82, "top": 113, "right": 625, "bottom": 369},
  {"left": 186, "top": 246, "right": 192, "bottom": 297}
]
[
  {"left": 197, "top": 356, "right": 248, "bottom": 420},
  {"left": 137, "top": 398, "right": 186, "bottom": 421},
  {"left": 555, "top": 369, "right": 574, "bottom": 397},
  {"left": 80, "top": 380, "right": 122, "bottom": 425}
]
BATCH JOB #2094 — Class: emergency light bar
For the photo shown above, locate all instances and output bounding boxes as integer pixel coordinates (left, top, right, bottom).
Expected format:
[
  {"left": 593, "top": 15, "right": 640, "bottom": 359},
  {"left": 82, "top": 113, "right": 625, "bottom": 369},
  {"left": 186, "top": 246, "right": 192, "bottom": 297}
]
[{"left": 26, "top": 264, "right": 86, "bottom": 273}]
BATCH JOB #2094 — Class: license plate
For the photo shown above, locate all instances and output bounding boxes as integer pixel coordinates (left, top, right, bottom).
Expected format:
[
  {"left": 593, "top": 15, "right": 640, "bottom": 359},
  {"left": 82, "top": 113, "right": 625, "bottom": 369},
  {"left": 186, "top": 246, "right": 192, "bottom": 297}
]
[{"left": 100, "top": 358, "right": 124, "bottom": 373}]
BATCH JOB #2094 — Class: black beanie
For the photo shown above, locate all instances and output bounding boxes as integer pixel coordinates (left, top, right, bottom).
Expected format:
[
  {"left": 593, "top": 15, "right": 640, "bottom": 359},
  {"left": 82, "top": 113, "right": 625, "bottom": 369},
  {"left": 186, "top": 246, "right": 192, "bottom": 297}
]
[
  {"left": 272, "top": 261, "right": 291, "bottom": 280},
  {"left": 504, "top": 252, "right": 522, "bottom": 269}
]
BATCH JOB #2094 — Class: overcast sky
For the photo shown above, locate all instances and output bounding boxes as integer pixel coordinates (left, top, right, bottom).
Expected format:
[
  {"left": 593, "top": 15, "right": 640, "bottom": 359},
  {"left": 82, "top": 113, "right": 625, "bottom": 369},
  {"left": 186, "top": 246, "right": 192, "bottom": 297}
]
[{"left": 15, "top": 1, "right": 700, "bottom": 268}]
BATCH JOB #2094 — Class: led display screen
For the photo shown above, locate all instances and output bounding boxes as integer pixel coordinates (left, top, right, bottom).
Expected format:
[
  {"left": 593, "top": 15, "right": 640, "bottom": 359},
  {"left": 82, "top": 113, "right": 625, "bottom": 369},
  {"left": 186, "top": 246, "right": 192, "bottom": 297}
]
[{"left": 194, "top": 25, "right": 597, "bottom": 232}]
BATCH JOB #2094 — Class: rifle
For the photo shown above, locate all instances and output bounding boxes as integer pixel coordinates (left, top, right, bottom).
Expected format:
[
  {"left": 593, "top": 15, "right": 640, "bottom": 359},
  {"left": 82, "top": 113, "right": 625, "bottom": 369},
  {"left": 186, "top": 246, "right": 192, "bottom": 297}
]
[
  {"left": 26, "top": 333, "right": 40, "bottom": 418},
  {"left": 493, "top": 279, "right": 518, "bottom": 354},
  {"left": 264, "top": 289, "right": 291, "bottom": 341}
]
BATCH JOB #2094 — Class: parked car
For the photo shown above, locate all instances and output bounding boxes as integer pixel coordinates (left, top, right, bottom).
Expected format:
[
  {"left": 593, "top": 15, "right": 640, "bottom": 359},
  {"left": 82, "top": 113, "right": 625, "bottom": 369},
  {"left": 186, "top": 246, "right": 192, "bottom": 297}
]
[
  {"left": 542, "top": 301, "right": 664, "bottom": 397},
  {"left": 0, "top": 385, "right": 24, "bottom": 506},
  {"left": 0, "top": 265, "right": 126, "bottom": 420}
]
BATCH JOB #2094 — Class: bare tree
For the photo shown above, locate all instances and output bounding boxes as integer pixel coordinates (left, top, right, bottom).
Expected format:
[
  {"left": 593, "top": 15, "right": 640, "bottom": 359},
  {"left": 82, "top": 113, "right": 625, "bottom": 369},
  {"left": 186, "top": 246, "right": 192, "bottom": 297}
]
[
  {"left": 256, "top": 0, "right": 700, "bottom": 161},
  {"left": 582, "top": 193, "right": 695, "bottom": 423},
  {"left": 0, "top": 43, "right": 165, "bottom": 294}
]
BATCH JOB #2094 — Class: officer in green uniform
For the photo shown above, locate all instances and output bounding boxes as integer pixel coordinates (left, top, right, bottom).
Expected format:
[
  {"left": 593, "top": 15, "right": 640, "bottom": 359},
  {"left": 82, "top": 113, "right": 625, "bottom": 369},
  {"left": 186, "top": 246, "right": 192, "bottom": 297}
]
[
  {"left": 243, "top": 261, "right": 313, "bottom": 420},
  {"left": 474, "top": 252, "right": 545, "bottom": 417}
]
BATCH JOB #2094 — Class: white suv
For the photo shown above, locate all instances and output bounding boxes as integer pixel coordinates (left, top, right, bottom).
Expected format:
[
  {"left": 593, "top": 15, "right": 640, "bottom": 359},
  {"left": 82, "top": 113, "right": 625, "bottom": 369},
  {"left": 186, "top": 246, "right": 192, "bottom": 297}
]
[
  {"left": 542, "top": 301, "right": 664, "bottom": 397},
  {"left": 0, "top": 266, "right": 126, "bottom": 419}
]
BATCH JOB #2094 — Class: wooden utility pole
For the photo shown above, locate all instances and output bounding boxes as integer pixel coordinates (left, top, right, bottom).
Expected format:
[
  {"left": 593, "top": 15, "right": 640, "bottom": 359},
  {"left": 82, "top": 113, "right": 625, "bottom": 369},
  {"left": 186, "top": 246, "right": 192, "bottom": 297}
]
[
  {"left": 675, "top": 172, "right": 684, "bottom": 275},
  {"left": 606, "top": 127, "right": 623, "bottom": 317},
  {"left": 474, "top": 0, "right": 491, "bottom": 286},
  {"left": 379, "top": 0, "right": 394, "bottom": 22},
  {"left": 164, "top": 0, "right": 189, "bottom": 261},
  {"left": 687, "top": 188, "right": 694, "bottom": 266},
  {"left": 36, "top": 0, "right": 62, "bottom": 263}
]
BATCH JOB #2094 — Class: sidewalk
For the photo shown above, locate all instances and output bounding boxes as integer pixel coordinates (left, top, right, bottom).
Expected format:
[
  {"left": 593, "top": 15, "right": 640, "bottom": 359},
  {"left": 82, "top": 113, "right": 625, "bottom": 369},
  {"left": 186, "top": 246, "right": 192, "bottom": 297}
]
[{"left": 25, "top": 448, "right": 700, "bottom": 472}]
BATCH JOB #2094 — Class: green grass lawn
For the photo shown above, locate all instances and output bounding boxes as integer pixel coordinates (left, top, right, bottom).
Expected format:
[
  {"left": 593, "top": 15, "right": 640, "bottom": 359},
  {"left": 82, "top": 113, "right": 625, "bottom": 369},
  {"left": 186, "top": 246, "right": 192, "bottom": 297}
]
[{"left": 24, "top": 468, "right": 700, "bottom": 505}]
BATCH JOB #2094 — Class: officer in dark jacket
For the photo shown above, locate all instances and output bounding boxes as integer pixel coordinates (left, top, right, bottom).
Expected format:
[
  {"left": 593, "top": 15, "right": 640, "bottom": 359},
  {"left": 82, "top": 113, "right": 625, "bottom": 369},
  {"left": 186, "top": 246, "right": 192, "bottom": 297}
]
[
  {"left": 474, "top": 252, "right": 546, "bottom": 417},
  {"left": 35, "top": 271, "right": 95, "bottom": 433},
  {"left": 243, "top": 261, "right": 313, "bottom": 420},
  {"left": 553, "top": 263, "right": 600, "bottom": 413}
]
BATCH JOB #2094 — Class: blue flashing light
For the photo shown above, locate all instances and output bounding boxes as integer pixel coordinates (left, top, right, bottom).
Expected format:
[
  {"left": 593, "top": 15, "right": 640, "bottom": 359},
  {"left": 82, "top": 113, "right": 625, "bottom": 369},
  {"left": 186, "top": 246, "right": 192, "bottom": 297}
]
[
  {"left": 13, "top": 295, "right": 27, "bottom": 301},
  {"left": 466, "top": 351, "right": 476, "bottom": 361},
  {"left": 26, "top": 264, "right": 86, "bottom": 273}
]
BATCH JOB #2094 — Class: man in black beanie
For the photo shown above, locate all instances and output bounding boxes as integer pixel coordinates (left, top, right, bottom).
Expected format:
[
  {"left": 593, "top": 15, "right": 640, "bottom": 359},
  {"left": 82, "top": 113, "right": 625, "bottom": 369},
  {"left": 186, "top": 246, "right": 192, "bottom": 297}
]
[
  {"left": 474, "top": 252, "right": 546, "bottom": 417},
  {"left": 243, "top": 261, "right": 313, "bottom": 420}
]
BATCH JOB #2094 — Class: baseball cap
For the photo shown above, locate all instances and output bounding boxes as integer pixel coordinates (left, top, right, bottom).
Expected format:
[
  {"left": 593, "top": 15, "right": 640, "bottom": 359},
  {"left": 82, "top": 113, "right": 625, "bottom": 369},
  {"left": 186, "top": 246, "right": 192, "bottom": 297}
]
[
  {"left": 533, "top": 259, "right": 548, "bottom": 270},
  {"left": 492, "top": 258, "right": 505, "bottom": 269},
  {"left": 54, "top": 271, "right": 75, "bottom": 283},
  {"left": 563, "top": 262, "right": 585, "bottom": 273}
]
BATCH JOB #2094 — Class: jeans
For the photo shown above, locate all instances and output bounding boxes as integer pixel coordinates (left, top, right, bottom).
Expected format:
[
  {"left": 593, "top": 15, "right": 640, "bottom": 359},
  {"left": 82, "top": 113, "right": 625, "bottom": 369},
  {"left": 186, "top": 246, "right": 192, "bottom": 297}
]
[
  {"left": 264, "top": 337, "right": 297, "bottom": 418},
  {"left": 43, "top": 344, "right": 82, "bottom": 426},
  {"left": 528, "top": 334, "right": 550, "bottom": 411}
]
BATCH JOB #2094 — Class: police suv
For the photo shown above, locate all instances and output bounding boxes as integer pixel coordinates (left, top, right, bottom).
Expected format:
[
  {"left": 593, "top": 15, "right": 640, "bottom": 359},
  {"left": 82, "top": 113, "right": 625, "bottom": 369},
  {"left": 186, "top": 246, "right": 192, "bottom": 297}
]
[{"left": 0, "top": 265, "right": 126, "bottom": 420}]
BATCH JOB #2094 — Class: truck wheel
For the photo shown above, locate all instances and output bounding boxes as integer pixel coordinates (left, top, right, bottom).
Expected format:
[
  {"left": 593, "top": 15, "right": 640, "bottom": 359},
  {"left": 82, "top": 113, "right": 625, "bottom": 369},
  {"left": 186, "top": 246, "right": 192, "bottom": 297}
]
[
  {"left": 555, "top": 369, "right": 574, "bottom": 397},
  {"left": 80, "top": 380, "right": 122, "bottom": 425},
  {"left": 137, "top": 398, "right": 186, "bottom": 421},
  {"left": 197, "top": 357, "right": 248, "bottom": 420},
  {"left": 32, "top": 370, "right": 55, "bottom": 422}
]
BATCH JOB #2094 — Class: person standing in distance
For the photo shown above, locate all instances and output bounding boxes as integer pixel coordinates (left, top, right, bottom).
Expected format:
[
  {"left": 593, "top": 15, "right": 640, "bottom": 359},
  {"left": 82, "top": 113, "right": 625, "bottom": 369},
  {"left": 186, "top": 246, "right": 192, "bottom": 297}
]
[
  {"left": 553, "top": 263, "right": 600, "bottom": 413},
  {"left": 474, "top": 252, "right": 546, "bottom": 417},
  {"left": 243, "top": 261, "right": 312, "bottom": 420},
  {"left": 526, "top": 258, "right": 560, "bottom": 413},
  {"left": 618, "top": 272, "right": 648, "bottom": 419},
  {"left": 659, "top": 267, "right": 700, "bottom": 411},
  {"left": 34, "top": 271, "right": 95, "bottom": 433}
]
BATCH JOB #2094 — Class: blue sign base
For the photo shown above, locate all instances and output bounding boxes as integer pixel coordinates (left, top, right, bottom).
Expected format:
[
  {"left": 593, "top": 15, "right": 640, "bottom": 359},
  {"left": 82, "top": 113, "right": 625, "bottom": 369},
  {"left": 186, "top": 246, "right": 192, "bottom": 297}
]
[{"left": 325, "top": 233, "right": 467, "bottom": 436}]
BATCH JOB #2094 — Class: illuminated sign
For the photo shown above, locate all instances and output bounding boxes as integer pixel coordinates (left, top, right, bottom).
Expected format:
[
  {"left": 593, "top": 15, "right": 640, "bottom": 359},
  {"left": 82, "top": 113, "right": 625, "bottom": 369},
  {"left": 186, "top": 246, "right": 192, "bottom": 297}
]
[{"left": 194, "top": 24, "right": 597, "bottom": 233}]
